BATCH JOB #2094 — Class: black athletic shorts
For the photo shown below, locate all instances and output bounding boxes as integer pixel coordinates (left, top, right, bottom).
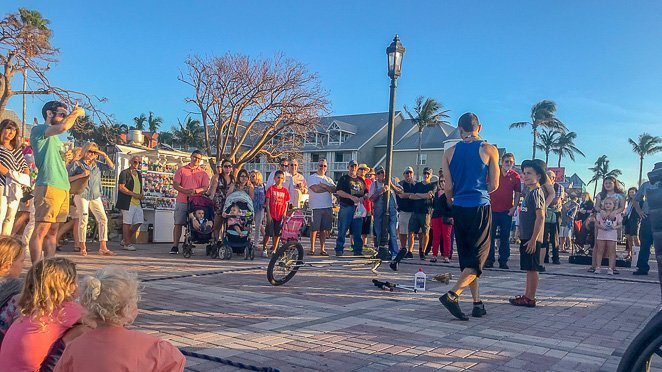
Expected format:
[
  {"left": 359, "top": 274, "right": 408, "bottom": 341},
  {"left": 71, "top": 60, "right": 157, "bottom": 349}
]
[
  {"left": 623, "top": 215, "right": 641, "bottom": 236},
  {"left": 265, "top": 219, "right": 283, "bottom": 237},
  {"left": 519, "top": 239, "right": 543, "bottom": 272},
  {"left": 452, "top": 205, "right": 491, "bottom": 277}
]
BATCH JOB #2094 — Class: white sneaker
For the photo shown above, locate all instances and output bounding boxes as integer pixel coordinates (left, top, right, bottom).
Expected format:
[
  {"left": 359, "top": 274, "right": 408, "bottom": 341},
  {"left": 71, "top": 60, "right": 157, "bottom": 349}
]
[
  {"left": 123, "top": 244, "right": 136, "bottom": 251},
  {"left": 261, "top": 250, "right": 268, "bottom": 258},
  {"left": 594, "top": 267, "right": 602, "bottom": 274},
  {"left": 606, "top": 268, "right": 614, "bottom": 275}
]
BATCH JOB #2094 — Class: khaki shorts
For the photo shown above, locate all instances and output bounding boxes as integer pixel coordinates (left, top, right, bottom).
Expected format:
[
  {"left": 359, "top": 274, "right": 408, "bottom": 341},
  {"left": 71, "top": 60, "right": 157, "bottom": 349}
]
[
  {"left": 398, "top": 211, "right": 412, "bottom": 235},
  {"left": 34, "top": 185, "right": 69, "bottom": 223}
]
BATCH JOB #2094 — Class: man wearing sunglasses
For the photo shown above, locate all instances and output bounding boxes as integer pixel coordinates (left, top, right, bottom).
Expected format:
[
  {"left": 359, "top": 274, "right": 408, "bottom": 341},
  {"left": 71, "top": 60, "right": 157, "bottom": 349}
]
[
  {"left": 117, "top": 155, "right": 145, "bottom": 251},
  {"left": 307, "top": 159, "right": 336, "bottom": 256},
  {"left": 171, "top": 150, "right": 210, "bottom": 254},
  {"left": 29, "top": 101, "right": 85, "bottom": 263},
  {"left": 266, "top": 158, "right": 292, "bottom": 189}
]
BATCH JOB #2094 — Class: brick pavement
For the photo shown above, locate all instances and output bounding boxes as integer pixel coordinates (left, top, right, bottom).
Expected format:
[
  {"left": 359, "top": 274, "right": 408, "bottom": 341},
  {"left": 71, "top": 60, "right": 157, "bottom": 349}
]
[{"left": 51, "top": 240, "right": 660, "bottom": 372}]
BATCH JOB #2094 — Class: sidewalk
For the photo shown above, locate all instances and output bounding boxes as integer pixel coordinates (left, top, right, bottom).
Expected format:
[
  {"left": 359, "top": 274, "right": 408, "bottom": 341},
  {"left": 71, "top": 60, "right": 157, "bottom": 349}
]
[{"left": 60, "top": 240, "right": 660, "bottom": 371}]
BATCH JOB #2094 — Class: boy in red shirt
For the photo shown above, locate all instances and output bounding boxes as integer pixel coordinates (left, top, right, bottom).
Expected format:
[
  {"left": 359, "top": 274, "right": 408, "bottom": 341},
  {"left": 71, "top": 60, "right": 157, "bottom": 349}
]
[{"left": 264, "top": 170, "right": 290, "bottom": 254}]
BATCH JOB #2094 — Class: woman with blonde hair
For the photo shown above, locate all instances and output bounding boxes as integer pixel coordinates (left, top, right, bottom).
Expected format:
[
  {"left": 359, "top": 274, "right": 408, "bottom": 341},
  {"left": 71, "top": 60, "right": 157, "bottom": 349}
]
[
  {"left": 0, "top": 236, "right": 25, "bottom": 343},
  {"left": 0, "top": 257, "right": 83, "bottom": 370},
  {"left": 54, "top": 267, "right": 185, "bottom": 371},
  {"left": 250, "top": 170, "right": 266, "bottom": 253},
  {"left": 68, "top": 142, "right": 115, "bottom": 256}
]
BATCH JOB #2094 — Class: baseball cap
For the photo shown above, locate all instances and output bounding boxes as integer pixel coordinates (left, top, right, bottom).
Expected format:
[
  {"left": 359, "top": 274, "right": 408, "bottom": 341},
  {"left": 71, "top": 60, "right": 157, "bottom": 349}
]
[
  {"left": 358, "top": 163, "right": 369, "bottom": 170},
  {"left": 375, "top": 165, "right": 385, "bottom": 174},
  {"left": 403, "top": 166, "right": 414, "bottom": 174},
  {"left": 348, "top": 160, "right": 358, "bottom": 167},
  {"left": 423, "top": 167, "right": 432, "bottom": 174}
]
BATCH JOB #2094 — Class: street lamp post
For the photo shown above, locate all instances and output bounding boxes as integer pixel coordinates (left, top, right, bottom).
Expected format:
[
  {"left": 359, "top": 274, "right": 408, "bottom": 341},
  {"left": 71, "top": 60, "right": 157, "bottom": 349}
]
[{"left": 378, "top": 35, "right": 405, "bottom": 261}]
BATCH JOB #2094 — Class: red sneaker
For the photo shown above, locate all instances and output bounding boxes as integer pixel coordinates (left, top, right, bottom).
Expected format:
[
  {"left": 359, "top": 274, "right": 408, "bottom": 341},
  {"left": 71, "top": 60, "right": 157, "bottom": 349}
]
[{"left": 509, "top": 295, "right": 536, "bottom": 308}]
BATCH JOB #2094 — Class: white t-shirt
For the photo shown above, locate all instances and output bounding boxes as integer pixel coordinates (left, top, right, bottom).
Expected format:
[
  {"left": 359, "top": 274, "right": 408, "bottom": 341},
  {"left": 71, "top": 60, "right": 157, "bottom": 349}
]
[
  {"left": 266, "top": 170, "right": 291, "bottom": 190},
  {"left": 285, "top": 172, "right": 308, "bottom": 208},
  {"left": 307, "top": 173, "right": 336, "bottom": 210}
]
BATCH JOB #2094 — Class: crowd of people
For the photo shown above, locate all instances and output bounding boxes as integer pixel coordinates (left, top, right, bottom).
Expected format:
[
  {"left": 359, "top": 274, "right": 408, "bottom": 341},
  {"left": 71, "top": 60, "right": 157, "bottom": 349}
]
[{"left": 0, "top": 101, "right": 657, "bottom": 368}]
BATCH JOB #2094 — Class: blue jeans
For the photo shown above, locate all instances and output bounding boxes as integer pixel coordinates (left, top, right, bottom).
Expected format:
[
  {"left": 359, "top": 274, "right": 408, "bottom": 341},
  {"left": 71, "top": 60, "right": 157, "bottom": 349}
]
[
  {"left": 488, "top": 211, "right": 512, "bottom": 265},
  {"left": 373, "top": 205, "right": 399, "bottom": 257},
  {"left": 636, "top": 217, "right": 653, "bottom": 272},
  {"left": 336, "top": 205, "right": 363, "bottom": 254}
]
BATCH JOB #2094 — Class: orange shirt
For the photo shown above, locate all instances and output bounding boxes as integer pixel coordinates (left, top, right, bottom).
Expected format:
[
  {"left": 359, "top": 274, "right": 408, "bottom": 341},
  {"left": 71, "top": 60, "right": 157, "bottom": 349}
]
[
  {"left": 173, "top": 164, "right": 210, "bottom": 203},
  {"left": 54, "top": 326, "right": 185, "bottom": 372}
]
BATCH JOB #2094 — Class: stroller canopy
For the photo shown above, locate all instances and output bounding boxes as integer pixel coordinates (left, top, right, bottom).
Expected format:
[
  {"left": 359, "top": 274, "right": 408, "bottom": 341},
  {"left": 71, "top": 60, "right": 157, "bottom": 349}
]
[{"left": 223, "top": 190, "right": 254, "bottom": 215}]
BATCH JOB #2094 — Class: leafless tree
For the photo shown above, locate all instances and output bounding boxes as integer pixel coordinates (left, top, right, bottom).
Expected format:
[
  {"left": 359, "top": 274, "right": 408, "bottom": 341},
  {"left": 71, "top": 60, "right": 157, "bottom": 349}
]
[
  {"left": 180, "top": 53, "right": 329, "bottom": 169},
  {"left": 0, "top": 8, "right": 107, "bottom": 128}
]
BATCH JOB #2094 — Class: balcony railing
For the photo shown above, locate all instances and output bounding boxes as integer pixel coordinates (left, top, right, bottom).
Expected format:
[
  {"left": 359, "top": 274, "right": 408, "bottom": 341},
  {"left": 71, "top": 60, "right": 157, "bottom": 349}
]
[{"left": 244, "top": 161, "right": 349, "bottom": 174}]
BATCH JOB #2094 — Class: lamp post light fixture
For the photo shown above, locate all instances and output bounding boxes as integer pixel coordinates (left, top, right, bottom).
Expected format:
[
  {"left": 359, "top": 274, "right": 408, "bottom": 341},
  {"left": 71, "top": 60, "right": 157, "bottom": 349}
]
[{"left": 378, "top": 35, "right": 405, "bottom": 261}]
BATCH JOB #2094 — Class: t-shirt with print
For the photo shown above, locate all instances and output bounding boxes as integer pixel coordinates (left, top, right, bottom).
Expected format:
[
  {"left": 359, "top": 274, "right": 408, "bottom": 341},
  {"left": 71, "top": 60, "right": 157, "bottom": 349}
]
[
  {"left": 336, "top": 174, "right": 366, "bottom": 207},
  {"left": 520, "top": 186, "right": 546, "bottom": 242},
  {"left": 285, "top": 172, "right": 308, "bottom": 208},
  {"left": 30, "top": 124, "right": 70, "bottom": 190},
  {"left": 266, "top": 185, "right": 290, "bottom": 221}
]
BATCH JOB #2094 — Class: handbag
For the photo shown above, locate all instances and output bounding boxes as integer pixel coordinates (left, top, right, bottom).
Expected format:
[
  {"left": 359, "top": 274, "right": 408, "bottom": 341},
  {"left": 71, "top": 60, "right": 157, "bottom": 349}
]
[{"left": 69, "top": 175, "right": 90, "bottom": 195}]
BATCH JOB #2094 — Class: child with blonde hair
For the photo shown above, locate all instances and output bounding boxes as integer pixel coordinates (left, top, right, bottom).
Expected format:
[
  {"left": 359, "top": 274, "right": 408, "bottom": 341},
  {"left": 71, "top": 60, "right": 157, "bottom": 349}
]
[
  {"left": 0, "top": 236, "right": 25, "bottom": 343},
  {"left": 55, "top": 267, "right": 185, "bottom": 371},
  {"left": 594, "top": 197, "right": 622, "bottom": 275},
  {"left": 0, "top": 257, "right": 83, "bottom": 370}
]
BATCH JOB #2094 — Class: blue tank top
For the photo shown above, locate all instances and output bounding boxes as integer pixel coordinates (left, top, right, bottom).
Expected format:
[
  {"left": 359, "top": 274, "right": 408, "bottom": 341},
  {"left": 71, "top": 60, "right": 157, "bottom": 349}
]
[{"left": 449, "top": 140, "right": 490, "bottom": 207}]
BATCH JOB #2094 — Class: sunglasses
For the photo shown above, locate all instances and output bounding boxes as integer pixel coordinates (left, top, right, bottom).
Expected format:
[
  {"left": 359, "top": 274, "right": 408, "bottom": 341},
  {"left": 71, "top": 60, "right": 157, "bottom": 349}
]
[
  {"left": 54, "top": 111, "right": 67, "bottom": 118},
  {"left": 424, "top": 172, "right": 431, "bottom": 175},
  {"left": 132, "top": 160, "right": 140, "bottom": 164},
  {"left": 281, "top": 164, "right": 289, "bottom": 167},
  {"left": 223, "top": 165, "right": 233, "bottom": 168},
  {"left": 318, "top": 164, "right": 327, "bottom": 168}
]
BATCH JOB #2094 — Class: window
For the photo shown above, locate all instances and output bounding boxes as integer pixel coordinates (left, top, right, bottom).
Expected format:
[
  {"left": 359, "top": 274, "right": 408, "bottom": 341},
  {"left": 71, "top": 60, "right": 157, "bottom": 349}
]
[
  {"left": 328, "top": 130, "right": 341, "bottom": 144},
  {"left": 304, "top": 132, "right": 317, "bottom": 145},
  {"left": 311, "top": 153, "right": 320, "bottom": 162},
  {"left": 417, "top": 154, "right": 427, "bottom": 165}
]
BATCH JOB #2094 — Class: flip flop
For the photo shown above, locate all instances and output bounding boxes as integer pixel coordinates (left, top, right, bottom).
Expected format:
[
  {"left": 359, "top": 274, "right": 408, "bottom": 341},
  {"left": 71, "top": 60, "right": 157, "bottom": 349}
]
[
  {"left": 320, "top": 251, "right": 329, "bottom": 256},
  {"left": 309, "top": 251, "right": 316, "bottom": 256},
  {"left": 99, "top": 249, "right": 117, "bottom": 256}
]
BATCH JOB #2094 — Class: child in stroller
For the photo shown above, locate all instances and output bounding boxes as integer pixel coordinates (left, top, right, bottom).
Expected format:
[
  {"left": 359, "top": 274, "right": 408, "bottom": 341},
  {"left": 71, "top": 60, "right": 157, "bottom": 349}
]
[
  {"left": 182, "top": 195, "right": 215, "bottom": 258},
  {"left": 216, "top": 191, "right": 255, "bottom": 260}
]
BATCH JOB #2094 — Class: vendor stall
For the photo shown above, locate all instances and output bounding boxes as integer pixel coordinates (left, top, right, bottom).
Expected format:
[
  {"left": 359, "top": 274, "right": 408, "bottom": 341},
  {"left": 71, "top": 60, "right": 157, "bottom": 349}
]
[{"left": 112, "top": 145, "right": 212, "bottom": 243}]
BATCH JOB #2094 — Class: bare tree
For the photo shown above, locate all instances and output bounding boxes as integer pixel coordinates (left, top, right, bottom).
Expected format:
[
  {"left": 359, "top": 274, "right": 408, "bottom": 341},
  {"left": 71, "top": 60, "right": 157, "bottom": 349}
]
[
  {"left": 180, "top": 53, "right": 329, "bottom": 169},
  {"left": 1, "top": 8, "right": 107, "bottom": 127}
]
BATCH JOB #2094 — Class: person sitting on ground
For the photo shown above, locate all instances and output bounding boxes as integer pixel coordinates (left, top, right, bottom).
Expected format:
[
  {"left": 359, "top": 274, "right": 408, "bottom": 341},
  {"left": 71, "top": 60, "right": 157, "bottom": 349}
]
[
  {"left": 190, "top": 208, "right": 213, "bottom": 235},
  {"left": 225, "top": 204, "right": 248, "bottom": 237},
  {"left": 0, "top": 257, "right": 84, "bottom": 370},
  {"left": 0, "top": 236, "right": 25, "bottom": 344},
  {"left": 509, "top": 159, "right": 548, "bottom": 308},
  {"left": 54, "top": 267, "right": 185, "bottom": 372}
]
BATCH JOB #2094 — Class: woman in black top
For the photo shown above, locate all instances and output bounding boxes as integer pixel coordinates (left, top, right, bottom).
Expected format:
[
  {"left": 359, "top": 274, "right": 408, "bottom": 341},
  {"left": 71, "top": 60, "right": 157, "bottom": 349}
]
[
  {"left": 576, "top": 192, "right": 594, "bottom": 223},
  {"left": 430, "top": 171, "right": 453, "bottom": 263}
]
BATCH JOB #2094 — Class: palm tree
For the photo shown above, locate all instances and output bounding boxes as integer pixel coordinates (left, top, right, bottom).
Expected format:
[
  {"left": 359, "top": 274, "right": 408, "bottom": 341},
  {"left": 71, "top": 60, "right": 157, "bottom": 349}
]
[
  {"left": 173, "top": 117, "right": 203, "bottom": 150},
  {"left": 19, "top": 8, "right": 51, "bottom": 35},
  {"left": 403, "top": 96, "right": 450, "bottom": 177},
  {"left": 628, "top": 133, "right": 662, "bottom": 186},
  {"left": 132, "top": 113, "right": 147, "bottom": 130},
  {"left": 509, "top": 100, "right": 568, "bottom": 159},
  {"left": 588, "top": 155, "right": 622, "bottom": 197},
  {"left": 535, "top": 129, "right": 560, "bottom": 165},
  {"left": 158, "top": 130, "right": 176, "bottom": 147},
  {"left": 553, "top": 131, "right": 585, "bottom": 167},
  {"left": 147, "top": 111, "right": 162, "bottom": 134}
]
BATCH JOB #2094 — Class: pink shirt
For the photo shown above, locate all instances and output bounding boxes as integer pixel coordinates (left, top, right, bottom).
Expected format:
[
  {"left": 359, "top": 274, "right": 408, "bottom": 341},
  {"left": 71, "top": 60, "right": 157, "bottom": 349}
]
[
  {"left": 173, "top": 164, "right": 210, "bottom": 203},
  {"left": 596, "top": 213, "right": 621, "bottom": 242},
  {"left": 54, "top": 326, "right": 185, "bottom": 372},
  {"left": 490, "top": 169, "right": 522, "bottom": 213},
  {"left": 0, "top": 301, "right": 82, "bottom": 371}
]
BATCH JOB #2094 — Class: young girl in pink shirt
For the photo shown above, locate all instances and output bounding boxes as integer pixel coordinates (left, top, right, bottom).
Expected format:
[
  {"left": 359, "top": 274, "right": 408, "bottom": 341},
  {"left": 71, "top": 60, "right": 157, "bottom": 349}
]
[
  {"left": 594, "top": 197, "right": 622, "bottom": 275},
  {"left": 0, "top": 257, "right": 82, "bottom": 371}
]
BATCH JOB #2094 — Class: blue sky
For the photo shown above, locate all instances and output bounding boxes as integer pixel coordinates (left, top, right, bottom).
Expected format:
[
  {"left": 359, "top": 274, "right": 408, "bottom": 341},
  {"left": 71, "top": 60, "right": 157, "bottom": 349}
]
[{"left": 4, "top": 0, "right": 661, "bottom": 187}]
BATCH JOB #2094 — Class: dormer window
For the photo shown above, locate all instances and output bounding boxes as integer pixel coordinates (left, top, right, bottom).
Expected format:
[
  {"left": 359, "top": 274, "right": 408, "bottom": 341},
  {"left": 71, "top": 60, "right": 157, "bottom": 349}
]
[{"left": 326, "top": 121, "right": 355, "bottom": 145}]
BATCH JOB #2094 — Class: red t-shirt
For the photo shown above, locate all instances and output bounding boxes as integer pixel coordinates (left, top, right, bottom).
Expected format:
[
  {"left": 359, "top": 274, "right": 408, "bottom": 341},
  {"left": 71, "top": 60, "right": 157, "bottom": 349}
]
[
  {"left": 266, "top": 185, "right": 290, "bottom": 221},
  {"left": 363, "top": 178, "right": 373, "bottom": 214},
  {"left": 490, "top": 169, "right": 522, "bottom": 213}
]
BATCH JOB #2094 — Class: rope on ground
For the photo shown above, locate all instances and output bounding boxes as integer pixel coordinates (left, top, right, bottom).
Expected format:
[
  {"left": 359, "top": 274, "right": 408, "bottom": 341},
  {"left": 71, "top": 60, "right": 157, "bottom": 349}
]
[
  {"left": 141, "top": 266, "right": 265, "bottom": 283},
  {"left": 180, "top": 349, "right": 280, "bottom": 372}
]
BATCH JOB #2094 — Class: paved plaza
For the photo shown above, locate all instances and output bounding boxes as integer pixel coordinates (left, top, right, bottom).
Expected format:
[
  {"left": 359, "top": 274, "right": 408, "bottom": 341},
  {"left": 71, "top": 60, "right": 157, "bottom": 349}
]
[{"left": 59, "top": 241, "right": 660, "bottom": 372}]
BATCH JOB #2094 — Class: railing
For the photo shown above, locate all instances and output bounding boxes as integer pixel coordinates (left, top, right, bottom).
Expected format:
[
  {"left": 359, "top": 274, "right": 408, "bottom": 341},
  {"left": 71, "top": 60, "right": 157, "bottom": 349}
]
[{"left": 245, "top": 161, "right": 349, "bottom": 174}]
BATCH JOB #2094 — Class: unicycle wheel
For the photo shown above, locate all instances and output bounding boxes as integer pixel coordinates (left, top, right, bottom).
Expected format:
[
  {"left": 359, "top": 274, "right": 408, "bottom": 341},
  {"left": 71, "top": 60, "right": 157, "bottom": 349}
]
[{"left": 267, "top": 242, "right": 304, "bottom": 286}]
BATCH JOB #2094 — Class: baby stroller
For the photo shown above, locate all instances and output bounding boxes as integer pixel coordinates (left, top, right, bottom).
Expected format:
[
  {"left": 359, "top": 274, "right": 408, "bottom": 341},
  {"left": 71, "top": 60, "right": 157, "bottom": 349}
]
[
  {"left": 214, "top": 191, "right": 255, "bottom": 260},
  {"left": 281, "top": 209, "right": 306, "bottom": 243},
  {"left": 182, "top": 195, "right": 216, "bottom": 259}
]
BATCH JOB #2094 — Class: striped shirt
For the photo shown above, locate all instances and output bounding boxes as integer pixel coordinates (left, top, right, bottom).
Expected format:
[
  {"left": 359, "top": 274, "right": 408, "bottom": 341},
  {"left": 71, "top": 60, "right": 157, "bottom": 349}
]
[{"left": 0, "top": 146, "right": 28, "bottom": 187}]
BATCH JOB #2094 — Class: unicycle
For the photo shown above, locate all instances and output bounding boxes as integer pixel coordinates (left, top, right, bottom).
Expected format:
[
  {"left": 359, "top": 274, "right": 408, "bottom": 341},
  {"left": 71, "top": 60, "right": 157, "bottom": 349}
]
[{"left": 266, "top": 241, "right": 304, "bottom": 285}]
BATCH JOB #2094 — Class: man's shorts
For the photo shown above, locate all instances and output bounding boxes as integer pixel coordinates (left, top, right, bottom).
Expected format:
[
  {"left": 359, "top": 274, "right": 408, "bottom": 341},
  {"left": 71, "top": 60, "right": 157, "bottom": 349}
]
[
  {"left": 409, "top": 213, "right": 431, "bottom": 234},
  {"left": 122, "top": 205, "right": 144, "bottom": 226},
  {"left": 174, "top": 202, "right": 188, "bottom": 225},
  {"left": 34, "top": 185, "right": 69, "bottom": 223},
  {"left": 312, "top": 208, "right": 333, "bottom": 231},
  {"left": 452, "top": 205, "right": 491, "bottom": 277},
  {"left": 519, "top": 239, "right": 543, "bottom": 272},
  {"left": 398, "top": 211, "right": 412, "bottom": 235},
  {"left": 265, "top": 218, "right": 283, "bottom": 237},
  {"left": 559, "top": 226, "right": 572, "bottom": 238}
]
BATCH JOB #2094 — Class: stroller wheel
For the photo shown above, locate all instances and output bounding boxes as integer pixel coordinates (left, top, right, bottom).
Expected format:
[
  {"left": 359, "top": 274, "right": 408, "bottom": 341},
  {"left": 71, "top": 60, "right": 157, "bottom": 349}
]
[
  {"left": 210, "top": 243, "right": 220, "bottom": 259},
  {"left": 249, "top": 242, "right": 255, "bottom": 260},
  {"left": 206, "top": 244, "right": 212, "bottom": 257},
  {"left": 244, "top": 246, "right": 249, "bottom": 260},
  {"left": 224, "top": 246, "right": 233, "bottom": 260},
  {"left": 183, "top": 244, "right": 193, "bottom": 259}
]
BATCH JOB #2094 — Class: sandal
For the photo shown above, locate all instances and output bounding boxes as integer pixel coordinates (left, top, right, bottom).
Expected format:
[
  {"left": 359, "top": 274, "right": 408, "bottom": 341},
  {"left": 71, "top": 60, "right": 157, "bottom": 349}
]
[
  {"left": 309, "top": 251, "right": 316, "bottom": 256},
  {"left": 99, "top": 249, "right": 117, "bottom": 256},
  {"left": 320, "top": 251, "right": 329, "bottom": 256}
]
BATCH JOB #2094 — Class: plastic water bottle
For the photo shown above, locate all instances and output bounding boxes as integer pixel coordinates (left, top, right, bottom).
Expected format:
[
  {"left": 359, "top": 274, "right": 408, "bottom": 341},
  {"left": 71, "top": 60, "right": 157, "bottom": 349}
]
[{"left": 414, "top": 268, "right": 426, "bottom": 291}]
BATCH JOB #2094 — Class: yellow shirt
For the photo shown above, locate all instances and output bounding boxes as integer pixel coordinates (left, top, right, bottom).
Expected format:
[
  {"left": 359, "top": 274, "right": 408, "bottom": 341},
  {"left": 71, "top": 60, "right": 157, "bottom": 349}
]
[{"left": 130, "top": 173, "right": 141, "bottom": 206}]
